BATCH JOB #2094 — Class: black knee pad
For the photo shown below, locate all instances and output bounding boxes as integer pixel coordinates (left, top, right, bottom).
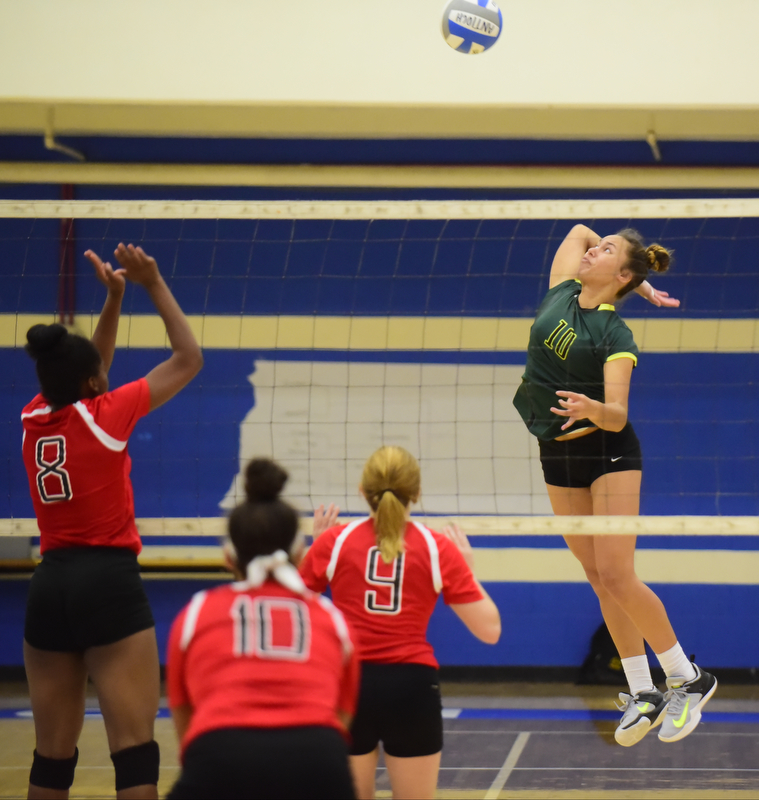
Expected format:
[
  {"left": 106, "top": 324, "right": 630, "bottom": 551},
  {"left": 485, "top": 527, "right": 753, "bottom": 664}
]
[
  {"left": 111, "top": 740, "right": 160, "bottom": 791},
  {"left": 29, "top": 748, "right": 79, "bottom": 790}
]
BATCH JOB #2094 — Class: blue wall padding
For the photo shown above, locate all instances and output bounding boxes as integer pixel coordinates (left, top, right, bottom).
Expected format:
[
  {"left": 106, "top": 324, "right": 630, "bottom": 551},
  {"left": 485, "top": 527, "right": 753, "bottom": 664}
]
[
  {"left": 1, "top": 578, "right": 756, "bottom": 668},
  {"left": 4, "top": 349, "right": 759, "bottom": 518},
  {"left": 4, "top": 134, "right": 759, "bottom": 166},
  {"left": 3, "top": 215, "right": 759, "bottom": 319}
]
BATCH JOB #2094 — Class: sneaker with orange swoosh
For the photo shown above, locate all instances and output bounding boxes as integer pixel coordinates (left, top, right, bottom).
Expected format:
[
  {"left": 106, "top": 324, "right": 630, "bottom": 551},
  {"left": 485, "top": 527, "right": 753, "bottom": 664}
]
[{"left": 658, "top": 663, "right": 718, "bottom": 743}]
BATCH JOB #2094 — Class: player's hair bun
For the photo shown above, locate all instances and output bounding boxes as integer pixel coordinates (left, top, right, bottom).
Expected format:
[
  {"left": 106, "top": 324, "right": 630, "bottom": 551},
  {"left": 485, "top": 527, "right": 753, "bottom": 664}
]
[
  {"left": 646, "top": 244, "right": 671, "bottom": 274},
  {"left": 25, "top": 324, "right": 68, "bottom": 359},
  {"left": 244, "top": 458, "right": 288, "bottom": 503}
]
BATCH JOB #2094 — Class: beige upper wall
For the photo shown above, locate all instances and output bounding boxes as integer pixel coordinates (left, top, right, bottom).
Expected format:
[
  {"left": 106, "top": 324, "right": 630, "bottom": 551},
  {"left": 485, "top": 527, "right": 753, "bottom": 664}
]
[
  {"left": 1, "top": 0, "right": 758, "bottom": 139},
  {"left": 2, "top": 0, "right": 758, "bottom": 105}
]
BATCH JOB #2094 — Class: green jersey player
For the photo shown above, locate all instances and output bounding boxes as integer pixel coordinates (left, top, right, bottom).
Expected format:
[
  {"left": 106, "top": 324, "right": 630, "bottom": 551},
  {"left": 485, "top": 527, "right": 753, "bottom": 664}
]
[{"left": 514, "top": 224, "right": 716, "bottom": 748}]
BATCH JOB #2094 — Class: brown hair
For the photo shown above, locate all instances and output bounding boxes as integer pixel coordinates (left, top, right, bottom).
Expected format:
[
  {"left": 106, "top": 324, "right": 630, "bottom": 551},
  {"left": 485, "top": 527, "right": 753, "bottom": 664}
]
[
  {"left": 227, "top": 459, "right": 300, "bottom": 571},
  {"left": 361, "top": 446, "right": 420, "bottom": 564},
  {"left": 615, "top": 228, "right": 672, "bottom": 298}
]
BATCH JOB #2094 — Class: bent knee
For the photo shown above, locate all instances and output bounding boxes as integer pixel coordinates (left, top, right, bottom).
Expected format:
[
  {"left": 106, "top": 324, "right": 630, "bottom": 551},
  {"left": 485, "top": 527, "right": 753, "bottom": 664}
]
[
  {"left": 101, "top": 707, "right": 157, "bottom": 754},
  {"left": 581, "top": 565, "right": 604, "bottom": 592},
  {"left": 597, "top": 567, "right": 638, "bottom": 597}
]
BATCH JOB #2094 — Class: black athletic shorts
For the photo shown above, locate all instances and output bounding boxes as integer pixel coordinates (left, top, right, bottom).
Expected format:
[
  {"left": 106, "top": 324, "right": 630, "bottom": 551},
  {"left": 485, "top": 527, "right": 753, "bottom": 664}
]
[
  {"left": 167, "top": 727, "right": 355, "bottom": 800},
  {"left": 538, "top": 423, "right": 643, "bottom": 488},
  {"left": 350, "top": 662, "right": 443, "bottom": 758},
  {"left": 24, "top": 547, "right": 154, "bottom": 652}
]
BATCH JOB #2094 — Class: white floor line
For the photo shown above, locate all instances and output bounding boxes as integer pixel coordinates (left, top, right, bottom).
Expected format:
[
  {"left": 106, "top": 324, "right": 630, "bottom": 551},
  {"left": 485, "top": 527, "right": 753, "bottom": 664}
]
[
  {"left": 511, "top": 767, "right": 759, "bottom": 772},
  {"left": 445, "top": 729, "right": 759, "bottom": 737},
  {"left": 376, "top": 767, "right": 509, "bottom": 771},
  {"left": 484, "top": 730, "right": 530, "bottom": 800}
]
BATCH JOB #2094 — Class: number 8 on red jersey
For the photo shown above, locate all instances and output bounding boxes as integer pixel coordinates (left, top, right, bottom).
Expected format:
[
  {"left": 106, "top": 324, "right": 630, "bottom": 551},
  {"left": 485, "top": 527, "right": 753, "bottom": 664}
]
[{"left": 35, "top": 436, "right": 72, "bottom": 503}]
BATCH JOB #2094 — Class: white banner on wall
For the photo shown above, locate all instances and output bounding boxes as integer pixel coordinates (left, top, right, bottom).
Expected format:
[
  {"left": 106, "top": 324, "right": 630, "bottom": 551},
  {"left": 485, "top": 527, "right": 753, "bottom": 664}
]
[{"left": 221, "top": 360, "right": 552, "bottom": 517}]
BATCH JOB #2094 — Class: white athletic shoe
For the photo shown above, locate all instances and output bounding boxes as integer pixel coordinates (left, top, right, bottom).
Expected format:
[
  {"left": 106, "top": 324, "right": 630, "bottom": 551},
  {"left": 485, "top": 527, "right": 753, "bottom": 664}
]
[
  {"left": 658, "top": 664, "right": 718, "bottom": 743},
  {"left": 614, "top": 689, "right": 668, "bottom": 747}
]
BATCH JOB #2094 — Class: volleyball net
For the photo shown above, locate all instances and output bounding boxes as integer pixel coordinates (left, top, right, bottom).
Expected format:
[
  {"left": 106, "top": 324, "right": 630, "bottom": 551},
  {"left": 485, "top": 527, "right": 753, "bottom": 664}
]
[{"left": 1, "top": 197, "right": 758, "bottom": 564}]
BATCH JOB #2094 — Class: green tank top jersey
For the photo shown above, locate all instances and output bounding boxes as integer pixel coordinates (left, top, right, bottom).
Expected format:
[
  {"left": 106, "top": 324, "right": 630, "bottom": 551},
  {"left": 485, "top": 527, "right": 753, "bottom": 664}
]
[{"left": 513, "top": 279, "right": 639, "bottom": 441}]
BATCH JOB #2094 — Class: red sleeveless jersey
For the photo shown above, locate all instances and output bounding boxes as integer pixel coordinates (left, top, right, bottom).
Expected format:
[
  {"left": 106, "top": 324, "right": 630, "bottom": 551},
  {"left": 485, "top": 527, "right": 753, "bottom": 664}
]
[
  {"left": 300, "top": 518, "right": 483, "bottom": 667},
  {"left": 21, "top": 379, "right": 151, "bottom": 554},
  {"left": 166, "top": 580, "right": 359, "bottom": 755}
]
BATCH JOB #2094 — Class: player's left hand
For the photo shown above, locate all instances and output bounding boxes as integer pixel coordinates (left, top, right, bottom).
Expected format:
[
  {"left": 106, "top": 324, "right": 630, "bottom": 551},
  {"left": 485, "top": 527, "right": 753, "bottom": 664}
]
[
  {"left": 639, "top": 283, "right": 680, "bottom": 308},
  {"left": 85, "top": 250, "right": 126, "bottom": 296},
  {"left": 551, "top": 390, "right": 595, "bottom": 430},
  {"left": 312, "top": 503, "right": 339, "bottom": 539}
]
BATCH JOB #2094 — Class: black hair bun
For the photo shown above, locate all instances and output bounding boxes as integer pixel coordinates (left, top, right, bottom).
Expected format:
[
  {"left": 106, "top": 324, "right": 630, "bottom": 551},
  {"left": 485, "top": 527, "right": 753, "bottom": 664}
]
[
  {"left": 25, "top": 324, "right": 68, "bottom": 360},
  {"left": 244, "top": 458, "right": 288, "bottom": 502}
]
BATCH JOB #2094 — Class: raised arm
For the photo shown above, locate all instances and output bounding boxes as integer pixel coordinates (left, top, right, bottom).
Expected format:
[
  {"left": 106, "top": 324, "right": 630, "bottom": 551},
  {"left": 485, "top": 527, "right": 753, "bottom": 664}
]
[
  {"left": 549, "top": 224, "right": 600, "bottom": 289},
  {"left": 113, "top": 243, "right": 203, "bottom": 411},
  {"left": 634, "top": 280, "right": 681, "bottom": 308},
  {"left": 312, "top": 503, "right": 340, "bottom": 539},
  {"left": 443, "top": 525, "right": 501, "bottom": 645},
  {"left": 85, "top": 250, "right": 126, "bottom": 373}
]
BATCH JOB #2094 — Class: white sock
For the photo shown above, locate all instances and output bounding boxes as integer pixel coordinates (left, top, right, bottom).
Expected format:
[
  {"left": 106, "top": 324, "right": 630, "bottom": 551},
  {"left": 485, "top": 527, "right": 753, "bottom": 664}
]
[
  {"left": 655, "top": 642, "right": 697, "bottom": 682},
  {"left": 621, "top": 655, "right": 656, "bottom": 696}
]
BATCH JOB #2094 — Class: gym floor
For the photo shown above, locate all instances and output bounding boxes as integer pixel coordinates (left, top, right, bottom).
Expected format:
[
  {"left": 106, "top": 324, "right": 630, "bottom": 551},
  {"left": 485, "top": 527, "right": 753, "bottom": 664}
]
[{"left": 2, "top": 680, "right": 758, "bottom": 799}]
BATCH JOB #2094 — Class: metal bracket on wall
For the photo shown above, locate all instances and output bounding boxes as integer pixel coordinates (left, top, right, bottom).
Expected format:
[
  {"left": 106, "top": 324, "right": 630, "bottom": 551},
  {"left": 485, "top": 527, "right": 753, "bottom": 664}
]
[
  {"left": 44, "top": 108, "right": 85, "bottom": 162},
  {"left": 646, "top": 130, "right": 663, "bottom": 162}
]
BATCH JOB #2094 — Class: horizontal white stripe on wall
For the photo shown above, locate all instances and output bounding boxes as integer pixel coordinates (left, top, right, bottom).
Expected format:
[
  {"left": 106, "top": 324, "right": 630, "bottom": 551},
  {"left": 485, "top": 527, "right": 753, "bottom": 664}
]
[
  {"left": 5, "top": 517, "right": 759, "bottom": 538},
  {"left": 472, "top": 548, "right": 759, "bottom": 586},
  {"left": 133, "top": 545, "right": 759, "bottom": 585}
]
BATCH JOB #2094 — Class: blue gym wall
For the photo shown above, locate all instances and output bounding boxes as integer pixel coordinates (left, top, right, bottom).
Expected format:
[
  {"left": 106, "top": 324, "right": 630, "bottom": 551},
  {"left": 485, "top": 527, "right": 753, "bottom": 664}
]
[{"left": 1, "top": 182, "right": 758, "bottom": 671}]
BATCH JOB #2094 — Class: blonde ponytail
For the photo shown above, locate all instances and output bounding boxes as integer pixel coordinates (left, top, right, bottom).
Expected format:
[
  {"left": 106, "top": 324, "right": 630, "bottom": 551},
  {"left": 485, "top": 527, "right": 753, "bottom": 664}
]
[
  {"left": 361, "top": 446, "right": 421, "bottom": 564},
  {"left": 375, "top": 491, "right": 407, "bottom": 563}
]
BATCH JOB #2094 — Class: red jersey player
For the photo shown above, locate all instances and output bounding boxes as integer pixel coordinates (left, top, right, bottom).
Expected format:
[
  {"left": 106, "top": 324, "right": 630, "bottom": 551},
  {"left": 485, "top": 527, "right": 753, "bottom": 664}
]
[
  {"left": 21, "top": 244, "right": 202, "bottom": 800},
  {"left": 300, "top": 445, "right": 501, "bottom": 800},
  {"left": 166, "top": 459, "right": 358, "bottom": 800}
]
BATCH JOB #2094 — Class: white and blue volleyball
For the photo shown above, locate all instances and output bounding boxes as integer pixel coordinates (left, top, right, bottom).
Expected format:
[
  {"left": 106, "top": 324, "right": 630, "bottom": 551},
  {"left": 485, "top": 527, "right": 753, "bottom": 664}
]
[{"left": 442, "top": 0, "right": 502, "bottom": 54}]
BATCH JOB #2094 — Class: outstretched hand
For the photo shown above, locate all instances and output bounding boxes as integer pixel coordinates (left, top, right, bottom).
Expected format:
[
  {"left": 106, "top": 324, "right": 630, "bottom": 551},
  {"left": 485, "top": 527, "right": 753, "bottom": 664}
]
[
  {"left": 442, "top": 523, "right": 474, "bottom": 569},
  {"left": 84, "top": 250, "right": 126, "bottom": 296},
  {"left": 638, "top": 283, "right": 680, "bottom": 308},
  {"left": 312, "top": 503, "right": 339, "bottom": 539},
  {"left": 112, "top": 243, "right": 161, "bottom": 288},
  {"left": 550, "top": 390, "right": 595, "bottom": 430}
]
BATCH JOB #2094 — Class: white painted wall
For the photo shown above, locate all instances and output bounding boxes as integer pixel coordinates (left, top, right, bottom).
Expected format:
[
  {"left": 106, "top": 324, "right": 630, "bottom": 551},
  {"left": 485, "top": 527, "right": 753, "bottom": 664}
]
[
  {"left": 1, "top": 0, "right": 757, "bottom": 107},
  {"left": 221, "top": 361, "right": 551, "bottom": 516}
]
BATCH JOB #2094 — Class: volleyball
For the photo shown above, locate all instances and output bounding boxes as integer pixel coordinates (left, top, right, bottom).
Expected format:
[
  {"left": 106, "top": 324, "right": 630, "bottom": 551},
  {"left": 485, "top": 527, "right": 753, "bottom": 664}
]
[{"left": 441, "top": 0, "right": 502, "bottom": 54}]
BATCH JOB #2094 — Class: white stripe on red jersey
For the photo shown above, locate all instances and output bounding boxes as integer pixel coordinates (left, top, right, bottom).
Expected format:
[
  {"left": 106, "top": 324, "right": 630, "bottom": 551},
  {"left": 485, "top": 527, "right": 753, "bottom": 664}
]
[
  {"left": 21, "top": 405, "right": 53, "bottom": 419},
  {"left": 180, "top": 590, "right": 209, "bottom": 651},
  {"left": 409, "top": 520, "right": 443, "bottom": 592},
  {"left": 73, "top": 401, "right": 129, "bottom": 451},
  {"left": 166, "top": 580, "right": 360, "bottom": 755},
  {"left": 21, "top": 379, "right": 151, "bottom": 554},
  {"left": 300, "top": 518, "right": 482, "bottom": 667},
  {"left": 326, "top": 517, "right": 369, "bottom": 581}
]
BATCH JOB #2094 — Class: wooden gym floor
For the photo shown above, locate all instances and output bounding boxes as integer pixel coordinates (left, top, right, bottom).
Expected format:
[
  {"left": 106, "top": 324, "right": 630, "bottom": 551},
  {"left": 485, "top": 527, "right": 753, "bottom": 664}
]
[{"left": 1, "top": 680, "right": 758, "bottom": 799}]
